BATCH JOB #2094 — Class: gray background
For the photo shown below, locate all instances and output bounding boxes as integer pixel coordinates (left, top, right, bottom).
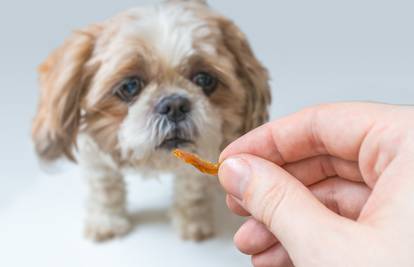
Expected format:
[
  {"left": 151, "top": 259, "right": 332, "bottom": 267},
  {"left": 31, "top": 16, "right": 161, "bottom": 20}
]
[{"left": 0, "top": 0, "right": 413, "bottom": 267}]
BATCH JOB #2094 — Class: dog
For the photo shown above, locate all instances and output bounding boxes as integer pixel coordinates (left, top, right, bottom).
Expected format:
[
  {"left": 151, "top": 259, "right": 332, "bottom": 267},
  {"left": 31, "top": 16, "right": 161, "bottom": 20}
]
[{"left": 32, "top": 0, "right": 271, "bottom": 242}]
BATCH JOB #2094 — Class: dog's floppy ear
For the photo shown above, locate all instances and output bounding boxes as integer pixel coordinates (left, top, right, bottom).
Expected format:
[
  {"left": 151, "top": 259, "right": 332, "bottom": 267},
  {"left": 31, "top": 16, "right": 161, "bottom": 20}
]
[
  {"left": 219, "top": 19, "right": 271, "bottom": 133},
  {"left": 32, "top": 25, "right": 101, "bottom": 162}
]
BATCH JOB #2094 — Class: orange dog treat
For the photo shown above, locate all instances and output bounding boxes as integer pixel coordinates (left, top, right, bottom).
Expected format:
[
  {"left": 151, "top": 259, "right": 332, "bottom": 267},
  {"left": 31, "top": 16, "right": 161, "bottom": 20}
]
[{"left": 173, "top": 149, "right": 219, "bottom": 176}]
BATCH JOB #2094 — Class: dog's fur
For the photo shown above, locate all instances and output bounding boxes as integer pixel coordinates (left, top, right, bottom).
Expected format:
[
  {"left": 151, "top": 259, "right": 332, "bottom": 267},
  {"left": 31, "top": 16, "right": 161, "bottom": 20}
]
[{"left": 32, "top": 0, "right": 271, "bottom": 241}]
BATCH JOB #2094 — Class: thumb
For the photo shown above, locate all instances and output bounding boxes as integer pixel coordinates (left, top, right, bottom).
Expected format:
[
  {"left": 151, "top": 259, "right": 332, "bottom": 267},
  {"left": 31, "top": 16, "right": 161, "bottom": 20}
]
[{"left": 218, "top": 154, "right": 355, "bottom": 252}]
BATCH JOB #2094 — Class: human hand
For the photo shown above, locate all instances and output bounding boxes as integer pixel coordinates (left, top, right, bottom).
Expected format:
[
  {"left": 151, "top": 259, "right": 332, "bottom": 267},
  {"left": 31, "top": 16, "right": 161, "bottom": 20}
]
[{"left": 218, "top": 103, "right": 414, "bottom": 267}]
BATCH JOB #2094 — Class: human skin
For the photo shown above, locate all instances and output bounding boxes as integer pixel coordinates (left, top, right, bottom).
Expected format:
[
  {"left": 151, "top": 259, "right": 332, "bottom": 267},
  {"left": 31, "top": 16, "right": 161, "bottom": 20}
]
[{"left": 218, "top": 103, "right": 414, "bottom": 267}]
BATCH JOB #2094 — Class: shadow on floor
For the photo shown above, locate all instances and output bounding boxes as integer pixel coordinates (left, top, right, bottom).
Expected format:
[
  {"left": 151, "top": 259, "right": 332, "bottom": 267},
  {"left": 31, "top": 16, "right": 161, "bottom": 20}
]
[
  {"left": 128, "top": 186, "right": 244, "bottom": 241},
  {"left": 130, "top": 207, "right": 170, "bottom": 226}
]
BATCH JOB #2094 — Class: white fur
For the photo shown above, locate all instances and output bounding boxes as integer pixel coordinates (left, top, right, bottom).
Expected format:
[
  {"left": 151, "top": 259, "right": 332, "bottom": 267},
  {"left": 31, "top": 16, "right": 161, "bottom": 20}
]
[
  {"left": 78, "top": 135, "right": 131, "bottom": 241},
  {"left": 79, "top": 81, "right": 223, "bottom": 241},
  {"left": 75, "top": 2, "right": 228, "bottom": 241},
  {"left": 86, "top": 4, "right": 215, "bottom": 108},
  {"left": 127, "top": 4, "right": 211, "bottom": 66},
  {"left": 118, "top": 84, "right": 222, "bottom": 163}
]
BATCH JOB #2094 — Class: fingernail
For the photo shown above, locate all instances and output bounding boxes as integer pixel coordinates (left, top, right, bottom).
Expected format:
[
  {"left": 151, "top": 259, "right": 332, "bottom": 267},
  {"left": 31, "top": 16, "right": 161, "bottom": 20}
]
[{"left": 219, "top": 157, "right": 251, "bottom": 200}]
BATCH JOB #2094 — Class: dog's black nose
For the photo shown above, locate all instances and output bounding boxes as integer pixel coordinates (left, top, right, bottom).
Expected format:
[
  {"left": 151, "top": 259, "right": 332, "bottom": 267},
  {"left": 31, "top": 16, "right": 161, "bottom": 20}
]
[{"left": 156, "top": 94, "right": 191, "bottom": 122}]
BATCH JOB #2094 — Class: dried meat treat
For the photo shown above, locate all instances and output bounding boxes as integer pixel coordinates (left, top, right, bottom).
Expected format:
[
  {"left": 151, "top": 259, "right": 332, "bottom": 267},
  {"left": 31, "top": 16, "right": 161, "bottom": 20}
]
[{"left": 173, "top": 149, "right": 219, "bottom": 176}]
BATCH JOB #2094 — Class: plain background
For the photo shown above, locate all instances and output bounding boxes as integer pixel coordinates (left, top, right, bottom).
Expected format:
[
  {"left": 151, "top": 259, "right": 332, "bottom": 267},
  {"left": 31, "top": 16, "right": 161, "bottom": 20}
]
[{"left": 0, "top": 0, "right": 413, "bottom": 266}]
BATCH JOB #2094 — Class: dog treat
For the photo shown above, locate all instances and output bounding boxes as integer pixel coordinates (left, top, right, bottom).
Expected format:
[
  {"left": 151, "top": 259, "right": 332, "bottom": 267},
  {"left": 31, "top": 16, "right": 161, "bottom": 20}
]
[{"left": 173, "top": 149, "right": 219, "bottom": 176}]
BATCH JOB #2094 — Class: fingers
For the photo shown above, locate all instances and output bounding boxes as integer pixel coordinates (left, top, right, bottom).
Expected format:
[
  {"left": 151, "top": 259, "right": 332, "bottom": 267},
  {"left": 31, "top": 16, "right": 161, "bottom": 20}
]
[
  {"left": 226, "top": 195, "right": 250, "bottom": 216},
  {"left": 283, "top": 155, "right": 362, "bottom": 185},
  {"left": 310, "top": 177, "right": 371, "bottom": 220},
  {"left": 252, "top": 244, "right": 293, "bottom": 267},
  {"left": 230, "top": 178, "right": 370, "bottom": 257},
  {"left": 220, "top": 103, "right": 389, "bottom": 164},
  {"left": 219, "top": 154, "right": 356, "bottom": 253},
  {"left": 225, "top": 156, "right": 363, "bottom": 217},
  {"left": 234, "top": 218, "right": 278, "bottom": 255}
]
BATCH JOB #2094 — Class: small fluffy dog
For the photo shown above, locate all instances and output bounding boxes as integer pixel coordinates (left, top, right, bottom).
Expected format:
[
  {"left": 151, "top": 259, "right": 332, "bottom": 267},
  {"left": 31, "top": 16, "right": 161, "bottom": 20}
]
[{"left": 32, "top": 0, "right": 271, "bottom": 241}]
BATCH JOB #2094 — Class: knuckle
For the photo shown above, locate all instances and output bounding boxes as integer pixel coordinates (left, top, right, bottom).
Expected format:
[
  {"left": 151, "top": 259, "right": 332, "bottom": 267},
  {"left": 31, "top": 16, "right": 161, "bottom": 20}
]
[{"left": 258, "top": 180, "right": 291, "bottom": 229}]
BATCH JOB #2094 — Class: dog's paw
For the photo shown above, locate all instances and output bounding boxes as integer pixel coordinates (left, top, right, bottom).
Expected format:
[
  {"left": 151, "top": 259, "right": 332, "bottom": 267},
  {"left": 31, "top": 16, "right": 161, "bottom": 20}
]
[
  {"left": 175, "top": 218, "right": 214, "bottom": 241},
  {"left": 84, "top": 213, "right": 132, "bottom": 242}
]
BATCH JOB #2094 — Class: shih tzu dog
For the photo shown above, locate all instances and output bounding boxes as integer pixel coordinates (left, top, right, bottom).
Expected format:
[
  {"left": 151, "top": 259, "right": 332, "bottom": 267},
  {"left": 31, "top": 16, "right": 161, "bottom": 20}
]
[{"left": 32, "top": 0, "right": 271, "bottom": 241}]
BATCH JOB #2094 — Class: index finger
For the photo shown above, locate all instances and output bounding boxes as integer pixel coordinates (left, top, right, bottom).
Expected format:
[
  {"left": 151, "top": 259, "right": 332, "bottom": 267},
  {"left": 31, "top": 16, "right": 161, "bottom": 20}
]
[{"left": 220, "top": 102, "right": 390, "bottom": 164}]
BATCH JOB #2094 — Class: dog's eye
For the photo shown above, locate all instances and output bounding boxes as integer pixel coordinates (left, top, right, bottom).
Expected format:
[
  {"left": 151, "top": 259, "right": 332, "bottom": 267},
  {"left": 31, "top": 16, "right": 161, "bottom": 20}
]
[
  {"left": 192, "top": 72, "right": 218, "bottom": 96},
  {"left": 115, "top": 77, "right": 144, "bottom": 102}
]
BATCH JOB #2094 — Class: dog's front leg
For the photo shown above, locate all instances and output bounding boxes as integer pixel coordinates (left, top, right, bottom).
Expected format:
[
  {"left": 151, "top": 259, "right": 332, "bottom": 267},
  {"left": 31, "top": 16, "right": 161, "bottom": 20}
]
[
  {"left": 79, "top": 138, "right": 131, "bottom": 242},
  {"left": 83, "top": 167, "right": 131, "bottom": 242},
  {"left": 82, "top": 164, "right": 131, "bottom": 242},
  {"left": 172, "top": 173, "right": 214, "bottom": 241}
]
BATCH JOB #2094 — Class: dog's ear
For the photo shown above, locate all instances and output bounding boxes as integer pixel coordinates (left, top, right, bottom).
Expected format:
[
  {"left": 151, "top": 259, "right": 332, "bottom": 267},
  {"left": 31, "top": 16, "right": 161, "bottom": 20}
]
[
  {"left": 219, "top": 19, "right": 271, "bottom": 133},
  {"left": 32, "top": 25, "right": 101, "bottom": 162}
]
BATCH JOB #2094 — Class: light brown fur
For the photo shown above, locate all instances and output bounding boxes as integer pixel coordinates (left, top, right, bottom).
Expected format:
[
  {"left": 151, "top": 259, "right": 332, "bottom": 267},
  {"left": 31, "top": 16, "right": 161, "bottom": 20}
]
[{"left": 32, "top": 0, "right": 271, "bottom": 241}]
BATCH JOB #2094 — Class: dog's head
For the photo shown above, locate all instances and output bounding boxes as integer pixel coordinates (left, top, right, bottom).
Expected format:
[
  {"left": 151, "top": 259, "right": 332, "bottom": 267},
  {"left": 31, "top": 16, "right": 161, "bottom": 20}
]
[{"left": 32, "top": 0, "right": 271, "bottom": 167}]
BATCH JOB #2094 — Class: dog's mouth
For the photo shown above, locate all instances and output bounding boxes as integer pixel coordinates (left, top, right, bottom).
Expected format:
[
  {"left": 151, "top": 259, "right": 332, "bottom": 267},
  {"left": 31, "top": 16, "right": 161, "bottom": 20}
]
[
  {"left": 154, "top": 116, "right": 198, "bottom": 150},
  {"left": 158, "top": 137, "right": 193, "bottom": 150}
]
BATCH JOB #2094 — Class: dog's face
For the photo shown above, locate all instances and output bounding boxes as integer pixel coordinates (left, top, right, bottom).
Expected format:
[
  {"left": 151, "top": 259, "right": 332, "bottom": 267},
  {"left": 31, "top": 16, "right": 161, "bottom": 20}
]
[{"left": 32, "top": 0, "right": 271, "bottom": 168}]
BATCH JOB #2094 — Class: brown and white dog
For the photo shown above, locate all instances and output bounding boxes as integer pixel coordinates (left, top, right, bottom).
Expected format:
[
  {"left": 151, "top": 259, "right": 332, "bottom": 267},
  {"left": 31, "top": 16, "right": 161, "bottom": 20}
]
[{"left": 32, "top": 0, "right": 271, "bottom": 241}]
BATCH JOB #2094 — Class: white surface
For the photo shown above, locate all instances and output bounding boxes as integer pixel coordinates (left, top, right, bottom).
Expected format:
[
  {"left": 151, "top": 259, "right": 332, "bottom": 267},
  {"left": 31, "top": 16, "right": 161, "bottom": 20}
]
[
  {"left": 0, "top": 168, "right": 247, "bottom": 267},
  {"left": 0, "top": 0, "right": 413, "bottom": 267}
]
